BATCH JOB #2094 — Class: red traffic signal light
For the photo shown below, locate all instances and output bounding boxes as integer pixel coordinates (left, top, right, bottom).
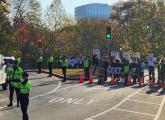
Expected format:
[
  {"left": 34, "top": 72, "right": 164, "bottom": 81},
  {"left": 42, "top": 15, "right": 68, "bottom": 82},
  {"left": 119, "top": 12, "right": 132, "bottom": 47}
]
[
  {"left": 38, "top": 37, "right": 42, "bottom": 43},
  {"left": 37, "top": 37, "right": 42, "bottom": 48}
]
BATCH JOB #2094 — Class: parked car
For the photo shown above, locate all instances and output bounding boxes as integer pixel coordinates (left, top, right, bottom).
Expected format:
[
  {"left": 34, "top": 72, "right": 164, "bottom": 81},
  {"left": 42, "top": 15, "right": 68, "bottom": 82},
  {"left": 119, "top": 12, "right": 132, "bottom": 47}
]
[{"left": 0, "top": 55, "right": 15, "bottom": 90}]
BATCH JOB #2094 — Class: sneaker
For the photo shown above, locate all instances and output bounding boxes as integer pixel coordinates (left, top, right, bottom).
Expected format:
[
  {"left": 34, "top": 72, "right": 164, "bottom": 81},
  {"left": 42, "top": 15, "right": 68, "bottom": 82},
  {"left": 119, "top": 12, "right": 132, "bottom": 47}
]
[
  {"left": 48, "top": 75, "right": 52, "bottom": 77},
  {"left": 16, "top": 104, "right": 19, "bottom": 107},
  {"left": 7, "top": 103, "right": 13, "bottom": 107},
  {"left": 158, "top": 88, "right": 163, "bottom": 93}
]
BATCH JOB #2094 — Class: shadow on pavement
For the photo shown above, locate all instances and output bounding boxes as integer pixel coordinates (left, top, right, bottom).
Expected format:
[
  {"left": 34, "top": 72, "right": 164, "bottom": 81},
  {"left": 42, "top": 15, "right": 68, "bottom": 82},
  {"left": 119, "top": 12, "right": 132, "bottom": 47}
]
[
  {"left": 32, "top": 81, "right": 59, "bottom": 87},
  {"left": 29, "top": 77, "right": 49, "bottom": 81},
  {"left": 63, "top": 81, "right": 78, "bottom": 85},
  {"left": 0, "top": 106, "right": 17, "bottom": 111},
  {"left": 82, "top": 80, "right": 126, "bottom": 91}
]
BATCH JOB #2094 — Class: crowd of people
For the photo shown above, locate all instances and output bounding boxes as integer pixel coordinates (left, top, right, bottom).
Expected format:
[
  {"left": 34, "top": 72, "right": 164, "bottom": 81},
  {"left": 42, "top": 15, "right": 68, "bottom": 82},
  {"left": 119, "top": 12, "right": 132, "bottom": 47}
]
[
  {"left": 36, "top": 53, "right": 165, "bottom": 89},
  {"left": 101, "top": 54, "right": 165, "bottom": 91},
  {"left": 3, "top": 53, "right": 165, "bottom": 120},
  {"left": 36, "top": 54, "right": 100, "bottom": 81},
  {"left": 36, "top": 53, "right": 165, "bottom": 90}
]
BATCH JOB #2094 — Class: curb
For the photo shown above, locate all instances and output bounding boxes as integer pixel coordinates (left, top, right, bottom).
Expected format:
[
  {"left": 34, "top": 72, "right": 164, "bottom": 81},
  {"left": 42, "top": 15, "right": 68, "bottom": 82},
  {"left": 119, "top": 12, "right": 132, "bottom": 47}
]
[{"left": 25, "top": 70, "right": 99, "bottom": 80}]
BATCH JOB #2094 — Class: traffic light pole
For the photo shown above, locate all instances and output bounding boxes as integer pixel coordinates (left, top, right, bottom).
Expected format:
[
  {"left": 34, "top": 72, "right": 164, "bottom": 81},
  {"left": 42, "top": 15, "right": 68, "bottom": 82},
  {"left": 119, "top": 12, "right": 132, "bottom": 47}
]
[
  {"left": 38, "top": 48, "right": 43, "bottom": 55},
  {"left": 109, "top": 40, "right": 112, "bottom": 57},
  {"left": 37, "top": 37, "right": 43, "bottom": 56},
  {"left": 105, "top": 24, "right": 112, "bottom": 57}
]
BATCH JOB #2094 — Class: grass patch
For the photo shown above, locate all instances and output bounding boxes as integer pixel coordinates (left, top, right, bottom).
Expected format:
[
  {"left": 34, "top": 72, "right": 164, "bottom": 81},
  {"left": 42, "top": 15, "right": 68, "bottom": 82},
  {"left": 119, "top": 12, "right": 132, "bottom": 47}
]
[{"left": 53, "top": 69, "right": 84, "bottom": 76}]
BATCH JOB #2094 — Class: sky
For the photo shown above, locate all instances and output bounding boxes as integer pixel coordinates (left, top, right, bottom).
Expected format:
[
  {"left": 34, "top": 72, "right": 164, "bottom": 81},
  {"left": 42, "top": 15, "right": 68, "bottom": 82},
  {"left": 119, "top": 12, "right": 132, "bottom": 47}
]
[{"left": 40, "top": 0, "right": 127, "bottom": 16}]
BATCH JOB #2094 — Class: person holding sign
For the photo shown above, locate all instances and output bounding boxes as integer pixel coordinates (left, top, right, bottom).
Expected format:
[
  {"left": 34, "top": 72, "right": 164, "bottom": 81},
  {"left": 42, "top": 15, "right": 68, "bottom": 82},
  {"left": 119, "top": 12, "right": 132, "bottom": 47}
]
[
  {"left": 147, "top": 54, "right": 157, "bottom": 82},
  {"left": 129, "top": 58, "right": 139, "bottom": 84}
]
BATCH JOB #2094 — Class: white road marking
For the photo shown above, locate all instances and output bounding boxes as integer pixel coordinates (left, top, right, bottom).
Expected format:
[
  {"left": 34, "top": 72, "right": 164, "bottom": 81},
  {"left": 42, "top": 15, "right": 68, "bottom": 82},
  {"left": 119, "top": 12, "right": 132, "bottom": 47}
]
[
  {"left": 115, "top": 108, "right": 156, "bottom": 117},
  {"left": 84, "top": 88, "right": 144, "bottom": 120},
  {"left": 136, "top": 93, "right": 163, "bottom": 98},
  {"left": 0, "top": 77, "right": 89, "bottom": 110},
  {"left": 30, "top": 81, "right": 61, "bottom": 99},
  {"left": 154, "top": 95, "right": 165, "bottom": 120},
  {"left": 55, "top": 82, "right": 87, "bottom": 92},
  {"left": 84, "top": 87, "right": 108, "bottom": 91},
  {"left": 86, "top": 99, "right": 95, "bottom": 105},
  {"left": 0, "top": 80, "right": 62, "bottom": 110},
  {"left": 49, "top": 97, "right": 65, "bottom": 103},
  {"left": 59, "top": 98, "right": 81, "bottom": 104},
  {"left": 127, "top": 99, "right": 160, "bottom": 106},
  {"left": 73, "top": 98, "right": 84, "bottom": 105},
  {"left": 49, "top": 97, "right": 95, "bottom": 105}
]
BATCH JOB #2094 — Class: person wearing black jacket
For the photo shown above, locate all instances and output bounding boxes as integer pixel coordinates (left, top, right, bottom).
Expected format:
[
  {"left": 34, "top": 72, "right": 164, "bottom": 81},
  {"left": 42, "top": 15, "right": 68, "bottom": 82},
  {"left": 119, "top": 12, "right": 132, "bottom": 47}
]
[
  {"left": 129, "top": 58, "right": 139, "bottom": 84},
  {"left": 102, "top": 57, "right": 109, "bottom": 81},
  {"left": 92, "top": 54, "right": 99, "bottom": 75}
]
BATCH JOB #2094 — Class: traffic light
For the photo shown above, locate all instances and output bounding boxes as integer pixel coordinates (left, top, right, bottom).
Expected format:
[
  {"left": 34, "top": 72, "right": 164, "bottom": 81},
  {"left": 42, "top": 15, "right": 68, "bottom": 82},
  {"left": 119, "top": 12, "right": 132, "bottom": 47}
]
[
  {"left": 37, "top": 37, "right": 42, "bottom": 48},
  {"left": 106, "top": 25, "right": 111, "bottom": 40}
]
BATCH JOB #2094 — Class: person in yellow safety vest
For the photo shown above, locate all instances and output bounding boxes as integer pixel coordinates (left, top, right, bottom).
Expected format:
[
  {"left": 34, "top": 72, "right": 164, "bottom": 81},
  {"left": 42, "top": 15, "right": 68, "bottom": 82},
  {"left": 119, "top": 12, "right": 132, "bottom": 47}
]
[
  {"left": 61, "top": 56, "right": 68, "bottom": 82},
  {"left": 59, "top": 55, "right": 63, "bottom": 65},
  {"left": 16, "top": 56, "right": 21, "bottom": 64},
  {"left": 19, "top": 72, "right": 32, "bottom": 120},
  {"left": 47, "top": 55, "right": 54, "bottom": 77},
  {"left": 36, "top": 56, "right": 43, "bottom": 74},
  {"left": 123, "top": 59, "right": 130, "bottom": 86},
  {"left": 83, "top": 56, "right": 91, "bottom": 81},
  {"left": 7, "top": 60, "right": 23, "bottom": 107},
  {"left": 5, "top": 61, "right": 14, "bottom": 90}
]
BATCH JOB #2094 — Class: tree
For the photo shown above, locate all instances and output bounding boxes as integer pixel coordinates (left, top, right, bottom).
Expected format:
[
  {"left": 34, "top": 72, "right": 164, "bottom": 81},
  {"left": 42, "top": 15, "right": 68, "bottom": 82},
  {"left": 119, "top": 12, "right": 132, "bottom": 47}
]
[
  {"left": 10, "top": 0, "right": 28, "bottom": 27},
  {"left": 111, "top": 0, "right": 165, "bottom": 57},
  {"left": 45, "top": 0, "right": 66, "bottom": 31},
  {"left": 43, "top": 0, "right": 69, "bottom": 55},
  {"left": 26, "top": 0, "right": 42, "bottom": 28},
  {"left": 0, "top": 0, "right": 17, "bottom": 55},
  {"left": 73, "top": 20, "right": 107, "bottom": 55}
]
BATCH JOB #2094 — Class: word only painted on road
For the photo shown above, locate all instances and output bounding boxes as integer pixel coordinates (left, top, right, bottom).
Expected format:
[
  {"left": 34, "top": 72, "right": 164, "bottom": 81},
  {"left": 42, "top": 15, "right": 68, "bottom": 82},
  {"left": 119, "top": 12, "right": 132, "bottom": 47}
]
[{"left": 48, "top": 97, "right": 95, "bottom": 105}]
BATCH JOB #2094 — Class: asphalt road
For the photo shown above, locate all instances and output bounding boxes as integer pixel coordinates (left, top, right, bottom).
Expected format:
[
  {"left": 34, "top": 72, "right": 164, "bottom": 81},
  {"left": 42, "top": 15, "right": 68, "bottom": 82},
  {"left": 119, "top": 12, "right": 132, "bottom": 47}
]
[{"left": 0, "top": 72, "right": 165, "bottom": 120}]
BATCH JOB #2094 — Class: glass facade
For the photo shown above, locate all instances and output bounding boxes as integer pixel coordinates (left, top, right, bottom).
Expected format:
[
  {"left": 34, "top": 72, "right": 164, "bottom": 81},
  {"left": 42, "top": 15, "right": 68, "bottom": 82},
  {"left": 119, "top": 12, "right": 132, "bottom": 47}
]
[{"left": 75, "top": 3, "right": 112, "bottom": 20}]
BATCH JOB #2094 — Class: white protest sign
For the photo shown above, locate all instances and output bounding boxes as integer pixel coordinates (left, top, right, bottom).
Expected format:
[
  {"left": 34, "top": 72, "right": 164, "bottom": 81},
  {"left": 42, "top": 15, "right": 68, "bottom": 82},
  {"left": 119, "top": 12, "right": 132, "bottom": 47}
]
[
  {"left": 133, "top": 52, "right": 140, "bottom": 59},
  {"left": 123, "top": 52, "right": 130, "bottom": 60},
  {"left": 111, "top": 51, "right": 119, "bottom": 58}
]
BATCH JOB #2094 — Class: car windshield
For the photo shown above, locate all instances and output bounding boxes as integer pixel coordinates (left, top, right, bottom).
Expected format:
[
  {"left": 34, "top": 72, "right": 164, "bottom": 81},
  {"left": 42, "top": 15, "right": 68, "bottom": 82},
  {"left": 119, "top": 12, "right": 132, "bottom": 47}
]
[{"left": 3, "top": 59, "right": 13, "bottom": 65}]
